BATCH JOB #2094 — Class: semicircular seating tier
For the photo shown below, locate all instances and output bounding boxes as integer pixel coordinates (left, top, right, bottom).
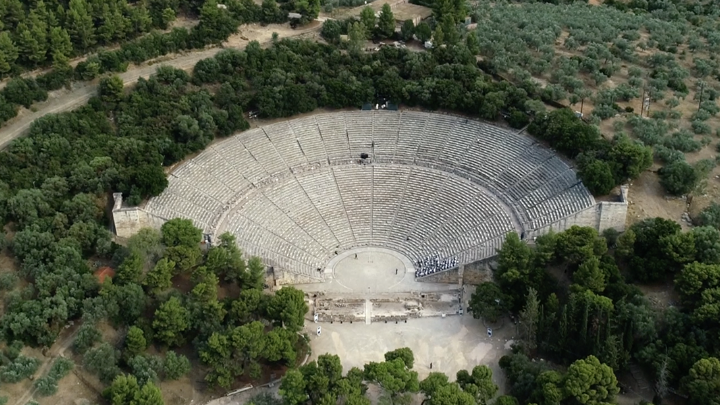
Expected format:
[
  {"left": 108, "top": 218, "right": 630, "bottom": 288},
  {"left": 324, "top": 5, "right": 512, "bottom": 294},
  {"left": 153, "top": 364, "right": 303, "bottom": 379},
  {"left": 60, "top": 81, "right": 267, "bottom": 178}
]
[{"left": 144, "top": 111, "right": 595, "bottom": 280}]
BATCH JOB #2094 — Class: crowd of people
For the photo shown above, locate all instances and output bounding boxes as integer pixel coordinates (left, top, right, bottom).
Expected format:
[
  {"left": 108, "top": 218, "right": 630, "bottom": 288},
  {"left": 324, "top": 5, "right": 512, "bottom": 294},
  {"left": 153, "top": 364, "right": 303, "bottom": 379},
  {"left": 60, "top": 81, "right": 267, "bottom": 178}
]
[{"left": 414, "top": 254, "right": 459, "bottom": 277}]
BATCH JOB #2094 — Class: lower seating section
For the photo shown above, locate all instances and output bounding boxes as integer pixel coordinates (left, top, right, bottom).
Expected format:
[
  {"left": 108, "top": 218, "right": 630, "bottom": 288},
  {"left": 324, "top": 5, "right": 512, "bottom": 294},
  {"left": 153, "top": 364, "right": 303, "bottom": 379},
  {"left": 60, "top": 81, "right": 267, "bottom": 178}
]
[{"left": 145, "top": 111, "right": 596, "bottom": 280}]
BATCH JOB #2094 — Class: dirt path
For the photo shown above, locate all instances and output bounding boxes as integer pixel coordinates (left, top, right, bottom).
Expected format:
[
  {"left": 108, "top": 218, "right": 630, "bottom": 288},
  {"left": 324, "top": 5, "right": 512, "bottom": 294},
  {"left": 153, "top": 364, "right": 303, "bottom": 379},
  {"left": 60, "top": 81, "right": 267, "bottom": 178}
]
[
  {"left": 12, "top": 325, "right": 82, "bottom": 405},
  {"left": 0, "top": 22, "right": 319, "bottom": 150}
]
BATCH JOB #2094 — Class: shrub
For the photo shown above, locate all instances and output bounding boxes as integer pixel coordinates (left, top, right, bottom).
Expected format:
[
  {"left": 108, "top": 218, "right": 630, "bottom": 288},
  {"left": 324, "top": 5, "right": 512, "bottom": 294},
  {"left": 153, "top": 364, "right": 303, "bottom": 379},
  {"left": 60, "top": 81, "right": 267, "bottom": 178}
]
[
  {"left": 1, "top": 78, "right": 48, "bottom": 108},
  {"left": 83, "top": 342, "right": 120, "bottom": 384},
  {"left": 668, "top": 110, "right": 682, "bottom": 120},
  {"left": 507, "top": 109, "right": 529, "bottom": 129},
  {"left": 663, "top": 130, "right": 703, "bottom": 152},
  {"left": 0, "top": 355, "right": 40, "bottom": 383},
  {"left": 654, "top": 145, "right": 685, "bottom": 164},
  {"left": 4, "top": 341, "right": 23, "bottom": 361},
  {"left": 128, "top": 355, "right": 163, "bottom": 385},
  {"left": 603, "top": 228, "right": 620, "bottom": 247},
  {"left": 692, "top": 120, "right": 711, "bottom": 134},
  {"left": 34, "top": 376, "right": 59, "bottom": 397},
  {"left": 73, "top": 324, "right": 102, "bottom": 354},
  {"left": 0, "top": 272, "right": 18, "bottom": 291},
  {"left": 692, "top": 109, "right": 711, "bottom": 121},
  {"left": 697, "top": 203, "right": 720, "bottom": 228},
  {"left": 650, "top": 110, "right": 668, "bottom": 119},
  {"left": 624, "top": 106, "right": 634, "bottom": 113},
  {"left": 700, "top": 100, "right": 720, "bottom": 115},
  {"left": 593, "top": 104, "right": 618, "bottom": 120},
  {"left": 659, "top": 160, "right": 699, "bottom": 195}
]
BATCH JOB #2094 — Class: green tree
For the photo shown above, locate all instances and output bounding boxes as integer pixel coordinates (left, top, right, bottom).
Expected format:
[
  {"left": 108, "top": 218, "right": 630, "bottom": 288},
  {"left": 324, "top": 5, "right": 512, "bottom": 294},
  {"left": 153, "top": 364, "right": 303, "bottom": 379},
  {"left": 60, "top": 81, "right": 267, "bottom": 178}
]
[
  {"left": 573, "top": 257, "right": 606, "bottom": 293},
  {"left": 161, "top": 8, "right": 177, "bottom": 29},
  {"left": 415, "top": 22, "right": 431, "bottom": 42},
  {"left": 519, "top": 287, "right": 539, "bottom": 353},
  {"left": 261, "top": 0, "right": 283, "bottom": 24},
  {"left": 128, "top": 354, "right": 162, "bottom": 385},
  {"left": 377, "top": 4, "right": 395, "bottom": 39},
  {"left": 125, "top": 326, "right": 147, "bottom": 359},
  {"left": 163, "top": 351, "right": 191, "bottom": 380},
  {"left": 16, "top": 24, "right": 46, "bottom": 66},
  {"left": 563, "top": 355, "right": 619, "bottom": 405},
  {"left": 554, "top": 226, "right": 607, "bottom": 265},
  {"left": 425, "top": 380, "right": 476, "bottom": 405},
  {"left": 65, "top": 0, "right": 96, "bottom": 51},
  {"left": 164, "top": 244, "right": 202, "bottom": 273},
  {"left": 400, "top": 20, "right": 414, "bottom": 42},
  {"left": 683, "top": 357, "right": 720, "bottom": 405},
  {"left": 84, "top": 342, "right": 120, "bottom": 383},
  {"left": 279, "top": 369, "right": 307, "bottom": 405},
  {"left": 364, "top": 357, "right": 419, "bottom": 405},
  {"left": 659, "top": 160, "right": 699, "bottom": 195},
  {"left": 116, "top": 250, "right": 144, "bottom": 285},
  {"left": 691, "top": 226, "right": 720, "bottom": 264},
  {"left": 321, "top": 20, "right": 341, "bottom": 43},
  {"left": 496, "top": 232, "right": 533, "bottom": 285},
  {"left": 384, "top": 347, "right": 414, "bottom": 369},
  {"left": 466, "top": 31, "right": 480, "bottom": 54},
  {"left": 230, "top": 288, "right": 264, "bottom": 323},
  {"left": 697, "top": 202, "right": 720, "bottom": 229},
  {"left": 674, "top": 262, "right": 720, "bottom": 309},
  {"left": 0, "top": 32, "right": 19, "bottom": 75},
  {"left": 0, "top": 355, "right": 40, "bottom": 383},
  {"left": 144, "top": 257, "right": 175, "bottom": 294},
  {"left": 73, "top": 323, "right": 101, "bottom": 354},
  {"left": 152, "top": 297, "right": 190, "bottom": 347},
  {"left": 161, "top": 218, "right": 202, "bottom": 247},
  {"left": 99, "top": 75, "right": 125, "bottom": 105},
  {"left": 206, "top": 232, "right": 245, "bottom": 282},
  {"left": 128, "top": 228, "right": 164, "bottom": 261},
  {"left": 440, "top": 15, "right": 459, "bottom": 45},
  {"left": 456, "top": 365, "right": 498, "bottom": 404},
  {"left": 245, "top": 256, "right": 266, "bottom": 290},
  {"left": 492, "top": 396, "right": 519, "bottom": 405},
  {"left": 624, "top": 217, "right": 683, "bottom": 282},
  {"left": 469, "top": 282, "right": 509, "bottom": 322},
  {"left": 360, "top": 7, "right": 376, "bottom": 39},
  {"left": 607, "top": 134, "right": 652, "bottom": 183},
  {"left": 432, "top": 26, "right": 444, "bottom": 46},
  {"left": 49, "top": 27, "right": 73, "bottom": 63},
  {"left": 135, "top": 381, "right": 164, "bottom": 404},
  {"left": 577, "top": 157, "right": 616, "bottom": 196},
  {"left": 104, "top": 373, "right": 140, "bottom": 405},
  {"left": 266, "top": 286, "right": 308, "bottom": 332}
]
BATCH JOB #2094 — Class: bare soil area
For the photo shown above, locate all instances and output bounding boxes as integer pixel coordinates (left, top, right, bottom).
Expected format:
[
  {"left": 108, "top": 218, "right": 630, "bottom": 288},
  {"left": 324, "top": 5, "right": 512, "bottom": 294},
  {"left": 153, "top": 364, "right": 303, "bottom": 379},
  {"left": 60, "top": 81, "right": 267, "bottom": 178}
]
[{"left": 323, "top": 0, "right": 432, "bottom": 22}]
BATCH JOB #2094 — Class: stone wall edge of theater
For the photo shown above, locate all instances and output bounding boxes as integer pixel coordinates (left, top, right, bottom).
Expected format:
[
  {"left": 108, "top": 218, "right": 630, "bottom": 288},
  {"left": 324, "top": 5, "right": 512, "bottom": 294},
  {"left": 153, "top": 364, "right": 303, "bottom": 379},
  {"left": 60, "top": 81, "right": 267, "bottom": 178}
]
[
  {"left": 274, "top": 269, "right": 324, "bottom": 286},
  {"left": 462, "top": 261, "right": 495, "bottom": 285},
  {"left": 526, "top": 185, "right": 628, "bottom": 238},
  {"left": 112, "top": 193, "right": 166, "bottom": 239}
]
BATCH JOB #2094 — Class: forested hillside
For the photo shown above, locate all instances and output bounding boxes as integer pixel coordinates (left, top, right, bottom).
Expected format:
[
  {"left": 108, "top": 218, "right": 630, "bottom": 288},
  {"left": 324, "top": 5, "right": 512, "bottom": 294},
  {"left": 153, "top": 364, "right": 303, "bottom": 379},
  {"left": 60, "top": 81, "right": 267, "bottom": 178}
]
[
  {"left": 465, "top": 220, "right": 720, "bottom": 404},
  {"left": 0, "top": 0, "right": 320, "bottom": 128}
]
